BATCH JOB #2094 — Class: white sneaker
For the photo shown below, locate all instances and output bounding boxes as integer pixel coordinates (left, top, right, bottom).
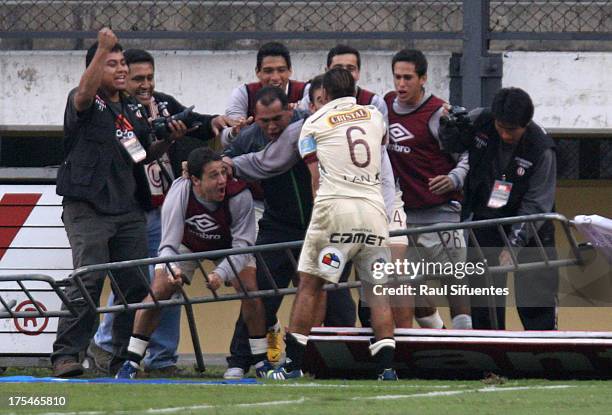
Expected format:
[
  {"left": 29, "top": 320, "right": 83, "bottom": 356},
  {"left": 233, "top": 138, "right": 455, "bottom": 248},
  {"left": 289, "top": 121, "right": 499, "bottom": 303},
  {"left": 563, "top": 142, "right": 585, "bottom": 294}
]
[{"left": 223, "top": 367, "right": 245, "bottom": 380}]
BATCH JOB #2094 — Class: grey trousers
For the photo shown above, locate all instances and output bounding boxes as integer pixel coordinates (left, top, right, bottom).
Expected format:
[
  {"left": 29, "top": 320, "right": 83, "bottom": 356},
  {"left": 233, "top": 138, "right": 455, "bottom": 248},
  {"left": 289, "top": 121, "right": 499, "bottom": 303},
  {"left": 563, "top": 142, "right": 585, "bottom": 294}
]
[{"left": 51, "top": 200, "right": 149, "bottom": 365}]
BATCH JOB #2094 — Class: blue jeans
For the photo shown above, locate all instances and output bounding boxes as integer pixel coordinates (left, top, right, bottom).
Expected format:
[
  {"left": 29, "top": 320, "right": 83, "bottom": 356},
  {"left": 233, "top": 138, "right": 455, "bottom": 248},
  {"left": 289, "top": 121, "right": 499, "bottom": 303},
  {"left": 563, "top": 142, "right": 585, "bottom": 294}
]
[{"left": 93, "top": 208, "right": 182, "bottom": 369}]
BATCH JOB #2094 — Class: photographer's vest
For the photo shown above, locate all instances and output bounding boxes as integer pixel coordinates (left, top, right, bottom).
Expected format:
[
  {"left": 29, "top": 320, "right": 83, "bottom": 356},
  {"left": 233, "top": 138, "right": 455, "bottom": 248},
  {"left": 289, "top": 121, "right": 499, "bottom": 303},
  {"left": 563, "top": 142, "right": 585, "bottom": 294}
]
[
  {"left": 245, "top": 80, "right": 306, "bottom": 118},
  {"left": 57, "top": 90, "right": 152, "bottom": 214},
  {"left": 356, "top": 87, "right": 375, "bottom": 106},
  {"left": 466, "top": 111, "right": 555, "bottom": 220},
  {"left": 384, "top": 92, "right": 462, "bottom": 209},
  {"left": 182, "top": 179, "right": 247, "bottom": 253}
]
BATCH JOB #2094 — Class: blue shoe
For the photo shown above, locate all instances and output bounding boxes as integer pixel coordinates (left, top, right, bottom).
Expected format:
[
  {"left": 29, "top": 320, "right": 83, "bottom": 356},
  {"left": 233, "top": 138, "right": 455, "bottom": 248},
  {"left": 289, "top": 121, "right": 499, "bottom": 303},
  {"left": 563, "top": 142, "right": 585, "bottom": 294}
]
[
  {"left": 115, "top": 361, "right": 139, "bottom": 379},
  {"left": 378, "top": 368, "right": 398, "bottom": 381},
  {"left": 254, "top": 360, "right": 274, "bottom": 378},
  {"left": 265, "top": 365, "right": 303, "bottom": 380}
]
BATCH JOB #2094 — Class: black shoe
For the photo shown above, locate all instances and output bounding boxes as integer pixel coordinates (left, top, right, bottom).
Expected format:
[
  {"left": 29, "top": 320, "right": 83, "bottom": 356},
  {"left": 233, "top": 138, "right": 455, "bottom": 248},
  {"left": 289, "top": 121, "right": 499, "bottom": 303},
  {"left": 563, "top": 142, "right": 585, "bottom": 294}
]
[
  {"left": 86, "top": 342, "right": 113, "bottom": 374},
  {"left": 53, "top": 356, "right": 83, "bottom": 378},
  {"left": 377, "top": 368, "right": 399, "bottom": 381}
]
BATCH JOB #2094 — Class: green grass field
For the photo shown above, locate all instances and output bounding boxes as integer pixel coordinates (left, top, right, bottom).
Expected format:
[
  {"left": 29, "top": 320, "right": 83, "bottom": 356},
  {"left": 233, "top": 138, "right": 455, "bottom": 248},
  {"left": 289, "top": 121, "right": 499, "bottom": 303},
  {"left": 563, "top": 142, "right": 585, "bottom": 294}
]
[{"left": 1, "top": 368, "right": 612, "bottom": 415}]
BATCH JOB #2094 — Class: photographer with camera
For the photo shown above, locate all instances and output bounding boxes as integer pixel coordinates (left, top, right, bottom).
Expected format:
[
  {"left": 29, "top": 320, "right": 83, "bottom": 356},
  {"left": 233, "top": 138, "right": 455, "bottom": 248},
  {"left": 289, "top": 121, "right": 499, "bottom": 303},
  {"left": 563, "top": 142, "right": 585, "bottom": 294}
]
[
  {"left": 439, "top": 87, "right": 558, "bottom": 331},
  {"left": 88, "top": 48, "right": 234, "bottom": 376}
]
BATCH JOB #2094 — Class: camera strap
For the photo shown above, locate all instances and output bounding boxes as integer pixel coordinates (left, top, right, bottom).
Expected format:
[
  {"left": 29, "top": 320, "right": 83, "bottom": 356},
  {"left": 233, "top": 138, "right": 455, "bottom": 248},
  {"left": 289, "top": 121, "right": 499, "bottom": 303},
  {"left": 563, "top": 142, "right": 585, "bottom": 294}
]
[{"left": 143, "top": 96, "right": 175, "bottom": 201}]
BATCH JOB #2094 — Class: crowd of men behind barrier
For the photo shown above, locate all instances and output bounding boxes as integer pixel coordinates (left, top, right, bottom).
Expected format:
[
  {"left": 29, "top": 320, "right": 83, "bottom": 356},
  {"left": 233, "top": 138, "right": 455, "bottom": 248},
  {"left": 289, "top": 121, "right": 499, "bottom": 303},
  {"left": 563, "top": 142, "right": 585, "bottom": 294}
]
[{"left": 49, "top": 27, "right": 559, "bottom": 380}]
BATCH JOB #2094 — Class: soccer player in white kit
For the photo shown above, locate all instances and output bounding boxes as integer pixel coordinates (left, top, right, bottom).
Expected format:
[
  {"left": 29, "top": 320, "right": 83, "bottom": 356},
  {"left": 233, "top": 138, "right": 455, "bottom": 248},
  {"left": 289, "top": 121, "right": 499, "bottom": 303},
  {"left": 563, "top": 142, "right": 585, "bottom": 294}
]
[{"left": 265, "top": 68, "right": 398, "bottom": 381}]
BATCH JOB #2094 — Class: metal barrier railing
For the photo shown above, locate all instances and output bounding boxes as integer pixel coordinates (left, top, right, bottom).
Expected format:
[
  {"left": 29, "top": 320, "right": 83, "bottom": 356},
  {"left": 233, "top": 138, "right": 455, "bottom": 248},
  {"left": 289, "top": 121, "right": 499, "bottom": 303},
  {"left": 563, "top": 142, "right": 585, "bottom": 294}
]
[{"left": 0, "top": 213, "right": 589, "bottom": 371}]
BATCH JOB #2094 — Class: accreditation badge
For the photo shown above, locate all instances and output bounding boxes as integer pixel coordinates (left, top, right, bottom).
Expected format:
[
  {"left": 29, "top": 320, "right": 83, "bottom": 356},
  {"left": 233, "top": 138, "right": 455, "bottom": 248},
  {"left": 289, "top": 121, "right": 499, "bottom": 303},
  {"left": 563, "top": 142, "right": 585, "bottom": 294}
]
[
  {"left": 120, "top": 134, "right": 147, "bottom": 163},
  {"left": 487, "top": 180, "right": 513, "bottom": 209}
]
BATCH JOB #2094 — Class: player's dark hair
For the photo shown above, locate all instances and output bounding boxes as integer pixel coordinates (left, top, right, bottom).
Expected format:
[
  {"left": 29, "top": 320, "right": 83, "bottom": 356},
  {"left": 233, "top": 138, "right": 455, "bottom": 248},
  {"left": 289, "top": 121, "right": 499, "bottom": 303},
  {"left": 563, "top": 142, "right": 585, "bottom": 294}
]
[
  {"left": 491, "top": 87, "right": 534, "bottom": 128},
  {"left": 256, "top": 42, "right": 291, "bottom": 71},
  {"left": 254, "top": 86, "right": 289, "bottom": 110},
  {"left": 322, "top": 68, "right": 355, "bottom": 101},
  {"left": 187, "top": 147, "right": 222, "bottom": 179},
  {"left": 85, "top": 41, "right": 123, "bottom": 68},
  {"left": 327, "top": 44, "right": 361, "bottom": 69},
  {"left": 391, "top": 49, "right": 428, "bottom": 77},
  {"left": 123, "top": 48, "right": 155, "bottom": 68},
  {"left": 308, "top": 75, "right": 325, "bottom": 103}
]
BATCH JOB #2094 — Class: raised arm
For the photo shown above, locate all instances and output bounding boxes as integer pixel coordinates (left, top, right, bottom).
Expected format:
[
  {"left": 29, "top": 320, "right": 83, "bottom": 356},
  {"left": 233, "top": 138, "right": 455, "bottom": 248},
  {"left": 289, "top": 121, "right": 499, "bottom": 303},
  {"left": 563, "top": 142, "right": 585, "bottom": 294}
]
[{"left": 73, "top": 28, "right": 119, "bottom": 112}]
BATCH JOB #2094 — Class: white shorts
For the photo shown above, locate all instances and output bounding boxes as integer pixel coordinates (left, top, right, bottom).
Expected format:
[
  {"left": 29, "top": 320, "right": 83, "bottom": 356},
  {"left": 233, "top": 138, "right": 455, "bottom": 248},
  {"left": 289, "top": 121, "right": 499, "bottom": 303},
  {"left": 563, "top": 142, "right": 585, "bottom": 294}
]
[
  {"left": 254, "top": 200, "right": 264, "bottom": 235},
  {"left": 406, "top": 224, "right": 467, "bottom": 265},
  {"left": 297, "top": 199, "right": 390, "bottom": 284},
  {"left": 388, "top": 190, "right": 409, "bottom": 246}
]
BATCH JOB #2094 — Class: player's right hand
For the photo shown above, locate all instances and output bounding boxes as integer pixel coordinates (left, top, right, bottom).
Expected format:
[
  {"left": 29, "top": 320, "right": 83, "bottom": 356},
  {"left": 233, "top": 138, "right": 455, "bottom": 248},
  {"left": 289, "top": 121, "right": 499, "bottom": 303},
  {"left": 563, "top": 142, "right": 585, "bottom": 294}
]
[
  {"left": 428, "top": 175, "right": 455, "bottom": 195},
  {"left": 230, "top": 116, "right": 254, "bottom": 138},
  {"left": 206, "top": 272, "right": 222, "bottom": 291},
  {"left": 441, "top": 103, "right": 451, "bottom": 118},
  {"left": 211, "top": 115, "right": 238, "bottom": 137},
  {"left": 498, "top": 249, "right": 514, "bottom": 267},
  {"left": 222, "top": 156, "right": 234, "bottom": 178},
  {"left": 155, "top": 265, "right": 183, "bottom": 287},
  {"left": 97, "top": 28, "right": 118, "bottom": 52}
]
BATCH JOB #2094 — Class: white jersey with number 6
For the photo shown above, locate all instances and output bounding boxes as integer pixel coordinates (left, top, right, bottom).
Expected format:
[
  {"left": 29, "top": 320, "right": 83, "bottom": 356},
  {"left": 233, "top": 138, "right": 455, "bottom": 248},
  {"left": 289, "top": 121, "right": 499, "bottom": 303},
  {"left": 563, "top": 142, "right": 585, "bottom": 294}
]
[{"left": 298, "top": 96, "right": 387, "bottom": 216}]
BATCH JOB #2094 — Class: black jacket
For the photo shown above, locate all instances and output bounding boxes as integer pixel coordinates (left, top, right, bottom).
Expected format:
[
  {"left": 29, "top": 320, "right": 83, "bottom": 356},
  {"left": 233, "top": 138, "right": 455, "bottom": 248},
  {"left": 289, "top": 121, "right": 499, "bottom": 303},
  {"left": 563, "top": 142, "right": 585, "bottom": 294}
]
[
  {"left": 464, "top": 110, "right": 555, "bottom": 221},
  {"left": 57, "top": 89, "right": 152, "bottom": 214},
  {"left": 440, "top": 108, "right": 557, "bottom": 246}
]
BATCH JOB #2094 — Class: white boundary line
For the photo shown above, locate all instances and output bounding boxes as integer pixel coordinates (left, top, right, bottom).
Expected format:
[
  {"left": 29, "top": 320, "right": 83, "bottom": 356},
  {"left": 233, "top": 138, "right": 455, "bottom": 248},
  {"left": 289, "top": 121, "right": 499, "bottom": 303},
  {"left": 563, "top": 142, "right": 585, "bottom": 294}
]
[
  {"left": 38, "top": 398, "right": 306, "bottom": 415},
  {"left": 351, "top": 384, "right": 575, "bottom": 400},
  {"left": 259, "top": 383, "right": 466, "bottom": 389},
  {"left": 34, "top": 385, "right": 577, "bottom": 415}
]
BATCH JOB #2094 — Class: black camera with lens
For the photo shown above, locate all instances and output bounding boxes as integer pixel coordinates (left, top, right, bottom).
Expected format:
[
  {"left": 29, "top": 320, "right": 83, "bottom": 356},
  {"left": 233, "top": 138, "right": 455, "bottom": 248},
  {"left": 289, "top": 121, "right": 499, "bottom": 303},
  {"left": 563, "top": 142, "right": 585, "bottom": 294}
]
[
  {"left": 439, "top": 105, "right": 476, "bottom": 153},
  {"left": 151, "top": 105, "right": 198, "bottom": 141},
  {"left": 440, "top": 105, "right": 472, "bottom": 129}
]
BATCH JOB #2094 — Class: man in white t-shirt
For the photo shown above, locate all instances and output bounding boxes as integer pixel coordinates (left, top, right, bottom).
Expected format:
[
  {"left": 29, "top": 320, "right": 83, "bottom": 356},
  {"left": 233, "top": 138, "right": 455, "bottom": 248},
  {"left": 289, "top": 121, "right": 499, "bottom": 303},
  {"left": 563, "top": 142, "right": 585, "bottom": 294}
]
[{"left": 265, "top": 68, "right": 397, "bottom": 381}]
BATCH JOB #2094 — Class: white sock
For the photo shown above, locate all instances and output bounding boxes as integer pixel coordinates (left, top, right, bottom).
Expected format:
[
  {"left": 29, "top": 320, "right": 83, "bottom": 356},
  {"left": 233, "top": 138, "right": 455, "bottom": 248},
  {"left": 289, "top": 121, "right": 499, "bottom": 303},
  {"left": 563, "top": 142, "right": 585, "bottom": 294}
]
[
  {"left": 127, "top": 336, "right": 149, "bottom": 359},
  {"left": 249, "top": 337, "right": 268, "bottom": 356},
  {"left": 452, "top": 314, "right": 473, "bottom": 330},
  {"left": 416, "top": 311, "right": 444, "bottom": 329},
  {"left": 369, "top": 338, "right": 396, "bottom": 356}
]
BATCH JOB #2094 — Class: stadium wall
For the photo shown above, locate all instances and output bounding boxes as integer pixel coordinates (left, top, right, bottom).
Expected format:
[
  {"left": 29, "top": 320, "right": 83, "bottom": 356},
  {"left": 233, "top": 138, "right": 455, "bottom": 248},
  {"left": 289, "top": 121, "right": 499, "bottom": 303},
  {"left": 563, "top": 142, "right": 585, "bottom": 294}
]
[
  {"left": 0, "top": 50, "right": 450, "bottom": 126},
  {"left": 1, "top": 51, "right": 610, "bottom": 129}
]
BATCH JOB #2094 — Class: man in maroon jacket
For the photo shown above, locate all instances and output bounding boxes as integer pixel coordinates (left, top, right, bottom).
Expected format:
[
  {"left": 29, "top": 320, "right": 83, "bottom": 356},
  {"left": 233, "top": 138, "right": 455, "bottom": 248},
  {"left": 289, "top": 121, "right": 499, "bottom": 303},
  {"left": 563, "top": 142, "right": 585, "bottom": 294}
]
[{"left": 222, "top": 42, "right": 307, "bottom": 146}]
